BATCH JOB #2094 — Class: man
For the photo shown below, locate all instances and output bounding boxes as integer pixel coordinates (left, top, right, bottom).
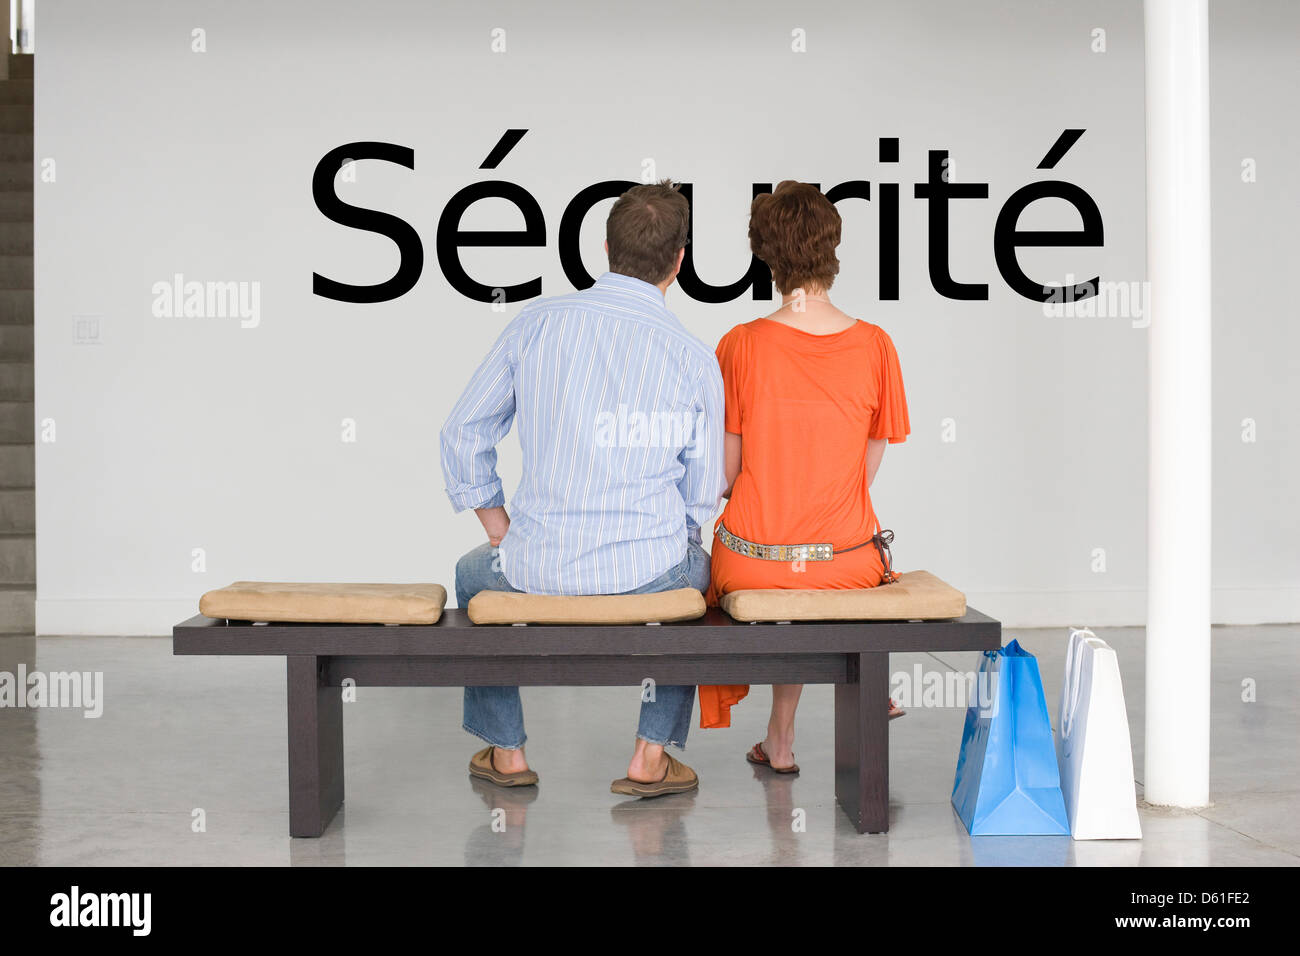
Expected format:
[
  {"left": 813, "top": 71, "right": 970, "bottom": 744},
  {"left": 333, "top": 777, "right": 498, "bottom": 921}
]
[{"left": 440, "top": 180, "right": 726, "bottom": 797}]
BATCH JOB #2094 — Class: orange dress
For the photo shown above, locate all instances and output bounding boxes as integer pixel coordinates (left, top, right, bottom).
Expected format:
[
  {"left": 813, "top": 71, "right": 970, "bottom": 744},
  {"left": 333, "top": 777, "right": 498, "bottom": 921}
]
[{"left": 700, "top": 318, "right": 910, "bottom": 728}]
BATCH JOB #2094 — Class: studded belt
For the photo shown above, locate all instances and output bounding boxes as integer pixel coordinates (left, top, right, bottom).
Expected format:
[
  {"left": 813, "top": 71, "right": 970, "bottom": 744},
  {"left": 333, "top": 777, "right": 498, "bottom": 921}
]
[{"left": 716, "top": 522, "right": 899, "bottom": 582}]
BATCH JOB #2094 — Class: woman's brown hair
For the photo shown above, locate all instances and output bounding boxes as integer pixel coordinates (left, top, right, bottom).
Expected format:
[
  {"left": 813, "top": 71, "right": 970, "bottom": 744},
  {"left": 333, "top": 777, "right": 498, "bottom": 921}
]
[{"left": 748, "top": 180, "right": 842, "bottom": 294}]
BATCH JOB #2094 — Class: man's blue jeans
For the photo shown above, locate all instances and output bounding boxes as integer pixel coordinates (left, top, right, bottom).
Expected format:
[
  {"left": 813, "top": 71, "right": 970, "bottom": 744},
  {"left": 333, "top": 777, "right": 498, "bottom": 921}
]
[{"left": 457, "top": 539, "right": 709, "bottom": 751}]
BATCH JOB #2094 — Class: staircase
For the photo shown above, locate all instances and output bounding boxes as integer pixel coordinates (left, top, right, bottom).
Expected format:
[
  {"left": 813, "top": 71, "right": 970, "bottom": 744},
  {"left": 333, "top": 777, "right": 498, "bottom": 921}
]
[{"left": 0, "top": 53, "right": 33, "bottom": 635}]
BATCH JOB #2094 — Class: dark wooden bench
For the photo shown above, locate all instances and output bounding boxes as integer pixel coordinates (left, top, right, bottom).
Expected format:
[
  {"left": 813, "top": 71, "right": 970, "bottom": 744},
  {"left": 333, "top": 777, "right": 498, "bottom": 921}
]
[{"left": 172, "top": 607, "right": 1001, "bottom": 837}]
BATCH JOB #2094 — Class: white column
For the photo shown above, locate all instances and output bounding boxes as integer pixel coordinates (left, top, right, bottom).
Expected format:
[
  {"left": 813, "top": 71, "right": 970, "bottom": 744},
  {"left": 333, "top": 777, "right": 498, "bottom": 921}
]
[{"left": 1143, "top": 0, "right": 1212, "bottom": 807}]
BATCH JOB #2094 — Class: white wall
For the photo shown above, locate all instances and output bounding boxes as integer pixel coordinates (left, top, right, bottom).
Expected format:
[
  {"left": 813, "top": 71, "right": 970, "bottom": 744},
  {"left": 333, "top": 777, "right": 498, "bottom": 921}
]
[
  {"left": 1208, "top": 2, "right": 1300, "bottom": 626},
  {"left": 32, "top": 0, "right": 1299, "bottom": 634}
]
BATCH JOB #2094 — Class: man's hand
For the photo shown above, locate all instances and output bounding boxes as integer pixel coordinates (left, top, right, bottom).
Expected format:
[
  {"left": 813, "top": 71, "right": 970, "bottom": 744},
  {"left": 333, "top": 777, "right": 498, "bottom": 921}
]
[{"left": 475, "top": 506, "right": 510, "bottom": 547}]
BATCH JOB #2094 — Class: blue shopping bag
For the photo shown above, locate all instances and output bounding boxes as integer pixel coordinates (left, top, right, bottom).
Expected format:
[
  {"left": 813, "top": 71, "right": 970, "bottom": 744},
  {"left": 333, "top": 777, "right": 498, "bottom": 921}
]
[{"left": 951, "top": 639, "right": 1069, "bottom": 835}]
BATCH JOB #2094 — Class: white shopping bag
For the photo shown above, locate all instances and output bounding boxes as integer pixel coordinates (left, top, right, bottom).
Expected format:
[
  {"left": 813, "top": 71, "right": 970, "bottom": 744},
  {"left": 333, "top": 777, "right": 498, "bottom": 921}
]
[{"left": 1055, "top": 628, "right": 1142, "bottom": 840}]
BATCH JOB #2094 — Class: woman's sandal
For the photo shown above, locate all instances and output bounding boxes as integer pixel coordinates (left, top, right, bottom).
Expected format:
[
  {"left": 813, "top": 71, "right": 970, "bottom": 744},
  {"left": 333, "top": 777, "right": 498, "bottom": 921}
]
[{"left": 746, "top": 742, "right": 799, "bottom": 775}]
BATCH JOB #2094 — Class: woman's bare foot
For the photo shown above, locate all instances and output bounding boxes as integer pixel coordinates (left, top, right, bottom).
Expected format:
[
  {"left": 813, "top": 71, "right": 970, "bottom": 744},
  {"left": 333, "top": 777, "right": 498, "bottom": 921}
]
[
  {"left": 764, "top": 684, "right": 803, "bottom": 769},
  {"left": 761, "top": 731, "right": 796, "bottom": 770}
]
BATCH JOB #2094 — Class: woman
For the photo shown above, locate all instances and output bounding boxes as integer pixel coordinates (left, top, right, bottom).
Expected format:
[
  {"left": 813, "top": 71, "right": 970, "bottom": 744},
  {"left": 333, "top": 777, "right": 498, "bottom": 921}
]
[{"left": 702, "top": 181, "right": 910, "bottom": 774}]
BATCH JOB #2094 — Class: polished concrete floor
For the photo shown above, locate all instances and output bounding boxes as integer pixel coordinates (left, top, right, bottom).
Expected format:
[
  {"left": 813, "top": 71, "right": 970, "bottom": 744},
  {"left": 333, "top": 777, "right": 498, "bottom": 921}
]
[{"left": 0, "top": 625, "right": 1295, "bottom": 866}]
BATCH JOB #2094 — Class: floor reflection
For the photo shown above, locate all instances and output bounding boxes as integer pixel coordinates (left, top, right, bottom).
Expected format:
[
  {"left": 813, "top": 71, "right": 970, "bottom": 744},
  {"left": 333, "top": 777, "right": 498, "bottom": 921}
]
[
  {"left": 464, "top": 776, "right": 537, "bottom": 866},
  {"left": 0, "top": 635, "right": 39, "bottom": 866},
  {"left": 610, "top": 792, "right": 696, "bottom": 864}
]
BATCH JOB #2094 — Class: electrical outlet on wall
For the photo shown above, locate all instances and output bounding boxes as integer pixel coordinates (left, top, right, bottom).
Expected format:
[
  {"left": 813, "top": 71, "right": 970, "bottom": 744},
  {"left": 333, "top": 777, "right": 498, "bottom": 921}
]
[{"left": 72, "top": 314, "right": 102, "bottom": 345}]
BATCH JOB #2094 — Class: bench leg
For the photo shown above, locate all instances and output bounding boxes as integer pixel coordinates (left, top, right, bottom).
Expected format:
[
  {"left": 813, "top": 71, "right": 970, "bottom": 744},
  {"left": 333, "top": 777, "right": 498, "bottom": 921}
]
[
  {"left": 835, "top": 651, "right": 889, "bottom": 833},
  {"left": 287, "top": 655, "right": 344, "bottom": 838}
]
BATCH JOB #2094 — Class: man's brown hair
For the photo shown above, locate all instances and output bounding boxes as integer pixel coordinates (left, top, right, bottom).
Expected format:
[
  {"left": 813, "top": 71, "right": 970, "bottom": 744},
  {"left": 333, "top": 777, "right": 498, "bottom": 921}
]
[
  {"left": 606, "top": 180, "right": 690, "bottom": 285},
  {"left": 749, "top": 180, "right": 842, "bottom": 293}
]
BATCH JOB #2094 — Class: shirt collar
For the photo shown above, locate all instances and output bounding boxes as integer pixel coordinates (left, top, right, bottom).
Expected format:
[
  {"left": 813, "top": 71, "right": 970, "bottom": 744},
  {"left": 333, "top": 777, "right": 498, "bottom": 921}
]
[{"left": 593, "top": 271, "right": 670, "bottom": 310}]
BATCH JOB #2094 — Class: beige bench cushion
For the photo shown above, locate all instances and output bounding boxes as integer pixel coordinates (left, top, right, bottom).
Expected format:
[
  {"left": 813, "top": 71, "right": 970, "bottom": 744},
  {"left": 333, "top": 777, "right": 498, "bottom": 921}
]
[
  {"left": 467, "top": 587, "right": 706, "bottom": 625},
  {"left": 199, "top": 582, "right": 448, "bottom": 624},
  {"left": 720, "top": 570, "right": 966, "bottom": 623}
]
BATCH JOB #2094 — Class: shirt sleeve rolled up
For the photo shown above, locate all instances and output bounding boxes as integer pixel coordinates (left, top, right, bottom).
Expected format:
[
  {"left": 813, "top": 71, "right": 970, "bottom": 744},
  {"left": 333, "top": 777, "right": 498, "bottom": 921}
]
[{"left": 439, "top": 315, "right": 523, "bottom": 512}]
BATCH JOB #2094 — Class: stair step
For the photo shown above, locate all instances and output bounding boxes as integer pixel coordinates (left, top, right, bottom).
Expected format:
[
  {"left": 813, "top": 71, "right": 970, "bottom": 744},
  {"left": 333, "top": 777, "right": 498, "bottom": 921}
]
[
  {"left": 0, "top": 585, "right": 34, "bottom": 632},
  {"left": 0, "top": 254, "right": 31, "bottom": 289},
  {"left": 0, "top": 402, "right": 32, "bottom": 442},
  {"left": 0, "top": 488, "right": 32, "bottom": 533},
  {"left": 0, "top": 361, "right": 32, "bottom": 400},
  {"left": 0, "top": 325, "right": 31, "bottom": 360},
  {"left": 0, "top": 80, "right": 33, "bottom": 105},
  {"left": 0, "top": 106, "right": 32, "bottom": 134},
  {"left": 0, "top": 443, "right": 33, "bottom": 488},
  {"left": 0, "top": 290, "right": 32, "bottom": 324},
  {"left": 0, "top": 534, "right": 34, "bottom": 585},
  {"left": 0, "top": 253, "right": 31, "bottom": 289},
  {"left": 0, "top": 56, "right": 37, "bottom": 597},
  {"left": 7, "top": 56, "right": 33, "bottom": 80},
  {"left": 0, "top": 192, "right": 32, "bottom": 222},
  {"left": 0, "top": 133, "right": 31, "bottom": 161},
  {"left": 0, "top": 160, "right": 31, "bottom": 191},
  {"left": 0, "top": 222, "right": 31, "bottom": 256}
]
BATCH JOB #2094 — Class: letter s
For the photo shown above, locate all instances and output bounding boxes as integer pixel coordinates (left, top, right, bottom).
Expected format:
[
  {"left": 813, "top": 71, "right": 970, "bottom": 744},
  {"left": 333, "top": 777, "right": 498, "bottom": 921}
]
[{"left": 312, "top": 142, "right": 424, "bottom": 303}]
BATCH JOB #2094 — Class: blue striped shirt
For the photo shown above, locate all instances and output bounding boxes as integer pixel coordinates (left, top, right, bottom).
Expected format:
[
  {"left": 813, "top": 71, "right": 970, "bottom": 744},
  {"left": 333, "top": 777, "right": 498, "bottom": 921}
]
[{"left": 440, "top": 272, "right": 727, "bottom": 595}]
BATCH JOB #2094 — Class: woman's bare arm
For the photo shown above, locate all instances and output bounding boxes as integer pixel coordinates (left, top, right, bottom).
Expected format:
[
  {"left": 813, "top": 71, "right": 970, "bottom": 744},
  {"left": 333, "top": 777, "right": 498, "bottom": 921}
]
[
  {"left": 723, "top": 432, "right": 742, "bottom": 498},
  {"left": 867, "top": 438, "right": 887, "bottom": 487}
]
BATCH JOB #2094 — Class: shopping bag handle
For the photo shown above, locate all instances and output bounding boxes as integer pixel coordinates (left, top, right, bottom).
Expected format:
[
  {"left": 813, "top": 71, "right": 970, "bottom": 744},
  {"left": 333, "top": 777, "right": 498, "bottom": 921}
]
[{"left": 1063, "top": 627, "right": 1096, "bottom": 739}]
